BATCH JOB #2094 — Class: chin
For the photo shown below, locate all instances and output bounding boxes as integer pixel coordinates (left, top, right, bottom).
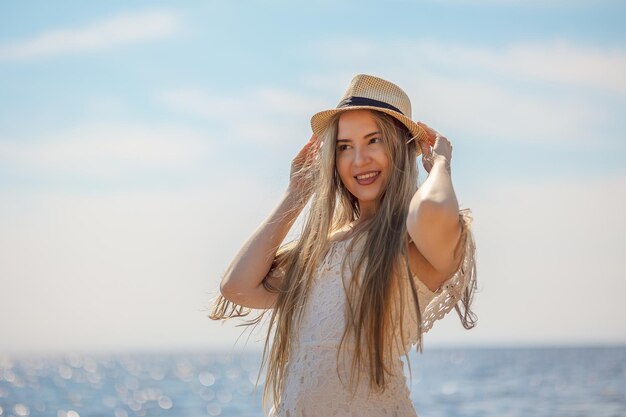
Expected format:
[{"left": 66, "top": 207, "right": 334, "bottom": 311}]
[{"left": 350, "top": 188, "right": 383, "bottom": 203}]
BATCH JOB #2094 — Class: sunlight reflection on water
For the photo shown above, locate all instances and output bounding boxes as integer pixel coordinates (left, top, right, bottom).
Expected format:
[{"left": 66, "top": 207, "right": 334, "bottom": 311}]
[{"left": 0, "top": 347, "right": 624, "bottom": 417}]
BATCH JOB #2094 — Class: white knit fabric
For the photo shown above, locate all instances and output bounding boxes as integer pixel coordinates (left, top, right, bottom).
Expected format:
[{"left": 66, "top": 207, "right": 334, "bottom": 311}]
[{"left": 268, "top": 210, "right": 476, "bottom": 417}]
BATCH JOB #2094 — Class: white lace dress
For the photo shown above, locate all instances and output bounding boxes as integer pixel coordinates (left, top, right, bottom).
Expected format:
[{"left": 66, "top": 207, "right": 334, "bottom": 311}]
[{"left": 267, "top": 209, "right": 477, "bottom": 417}]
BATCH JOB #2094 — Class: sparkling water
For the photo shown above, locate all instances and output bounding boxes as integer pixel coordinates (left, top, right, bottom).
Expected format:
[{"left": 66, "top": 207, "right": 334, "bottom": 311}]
[{"left": 1, "top": 346, "right": 624, "bottom": 417}]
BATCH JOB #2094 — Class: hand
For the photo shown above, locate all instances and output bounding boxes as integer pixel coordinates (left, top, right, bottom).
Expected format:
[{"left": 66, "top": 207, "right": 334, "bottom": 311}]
[
  {"left": 416, "top": 122, "right": 452, "bottom": 174},
  {"left": 288, "top": 134, "right": 321, "bottom": 200}
]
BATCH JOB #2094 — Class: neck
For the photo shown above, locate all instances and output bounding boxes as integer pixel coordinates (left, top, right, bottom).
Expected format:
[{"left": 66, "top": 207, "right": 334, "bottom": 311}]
[
  {"left": 350, "top": 215, "right": 374, "bottom": 232},
  {"left": 357, "top": 199, "right": 379, "bottom": 223}
]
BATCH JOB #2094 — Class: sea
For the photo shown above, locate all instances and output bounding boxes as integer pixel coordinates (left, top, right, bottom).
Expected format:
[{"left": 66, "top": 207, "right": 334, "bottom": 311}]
[{"left": 0, "top": 346, "right": 624, "bottom": 417}]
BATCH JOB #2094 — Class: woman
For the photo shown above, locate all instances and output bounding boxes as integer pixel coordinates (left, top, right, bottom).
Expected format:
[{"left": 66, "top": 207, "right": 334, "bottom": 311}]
[{"left": 210, "top": 74, "right": 478, "bottom": 416}]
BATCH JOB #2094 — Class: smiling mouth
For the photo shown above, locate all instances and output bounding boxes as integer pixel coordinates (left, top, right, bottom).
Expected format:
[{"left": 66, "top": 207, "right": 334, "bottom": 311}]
[{"left": 355, "top": 171, "right": 380, "bottom": 185}]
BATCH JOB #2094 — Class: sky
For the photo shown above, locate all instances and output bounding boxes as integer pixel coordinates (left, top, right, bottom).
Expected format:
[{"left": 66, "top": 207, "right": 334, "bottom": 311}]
[{"left": 0, "top": 0, "right": 625, "bottom": 355}]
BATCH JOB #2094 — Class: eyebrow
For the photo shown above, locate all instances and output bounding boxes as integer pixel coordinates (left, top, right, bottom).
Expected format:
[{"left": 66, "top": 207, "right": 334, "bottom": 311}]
[{"left": 336, "top": 131, "right": 381, "bottom": 143}]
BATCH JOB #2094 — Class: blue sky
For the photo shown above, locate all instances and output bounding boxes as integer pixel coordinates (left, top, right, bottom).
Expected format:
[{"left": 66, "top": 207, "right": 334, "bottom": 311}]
[{"left": 1, "top": 1, "right": 625, "bottom": 353}]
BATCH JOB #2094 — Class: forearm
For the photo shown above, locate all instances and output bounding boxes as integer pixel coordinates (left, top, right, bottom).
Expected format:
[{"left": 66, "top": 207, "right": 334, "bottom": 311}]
[
  {"left": 220, "top": 189, "right": 305, "bottom": 294},
  {"left": 409, "top": 156, "right": 459, "bottom": 216}
]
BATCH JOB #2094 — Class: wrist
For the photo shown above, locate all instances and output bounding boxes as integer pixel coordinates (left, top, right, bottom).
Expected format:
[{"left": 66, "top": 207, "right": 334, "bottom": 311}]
[{"left": 431, "top": 154, "right": 451, "bottom": 174}]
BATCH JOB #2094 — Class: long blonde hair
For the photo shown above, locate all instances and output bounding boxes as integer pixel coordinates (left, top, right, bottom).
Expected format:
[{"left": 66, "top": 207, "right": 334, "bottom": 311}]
[{"left": 209, "top": 109, "right": 477, "bottom": 413}]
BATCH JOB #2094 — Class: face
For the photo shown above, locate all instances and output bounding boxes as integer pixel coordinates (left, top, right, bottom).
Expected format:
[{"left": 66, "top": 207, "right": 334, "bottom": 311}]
[{"left": 335, "top": 110, "right": 390, "bottom": 218}]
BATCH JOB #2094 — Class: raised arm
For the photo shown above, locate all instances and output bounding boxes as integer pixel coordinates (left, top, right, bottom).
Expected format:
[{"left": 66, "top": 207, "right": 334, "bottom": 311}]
[
  {"left": 219, "top": 134, "right": 320, "bottom": 309},
  {"left": 407, "top": 129, "right": 464, "bottom": 292}
]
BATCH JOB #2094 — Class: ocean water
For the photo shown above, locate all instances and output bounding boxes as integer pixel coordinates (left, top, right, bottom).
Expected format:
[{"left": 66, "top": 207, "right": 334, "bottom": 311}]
[{"left": 0, "top": 346, "right": 624, "bottom": 417}]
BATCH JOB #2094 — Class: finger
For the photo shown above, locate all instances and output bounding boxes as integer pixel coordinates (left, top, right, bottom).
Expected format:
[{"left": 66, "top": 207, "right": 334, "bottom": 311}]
[
  {"left": 417, "top": 122, "right": 438, "bottom": 145},
  {"left": 294, "top": 147, "right": 313, "bottom": 165},
  {"left": 294, "top": 146, "right": 309, "bottom": 161},
  {"left": 297, "top": 137, "right": 317, "bottom": 157},
  {"left": 418, "top": 139, "right": 430, "bottom": 157},
  {"left": 304, "top": 141, "right": 321, "bottom": 164},
  {"left": 308, "top": 137, "right": 321, "bottom": 154},
  {"left": 422, "top": 158, "right": 433, "bottom": 173},
  {"left": 312, "top": 137, "right": 322, "bottom": 153},
  {"left": 417, "top": 121, "right": 435, "bottom": 134}
]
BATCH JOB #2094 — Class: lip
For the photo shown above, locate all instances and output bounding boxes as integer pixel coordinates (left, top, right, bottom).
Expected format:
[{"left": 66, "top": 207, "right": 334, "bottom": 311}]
[
  {"left": 353, "top": 170, "right": 381, "bottom": 179},
  {"left": 354, "top": 171, "right": 381, "bottom": 186}
]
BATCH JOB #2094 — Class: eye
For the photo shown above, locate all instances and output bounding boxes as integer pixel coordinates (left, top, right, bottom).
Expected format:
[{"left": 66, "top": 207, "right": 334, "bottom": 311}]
[
  {"left": 370, "top": 137, "right": 382, "bottom": 144},
  {"left": 336, "top": 144, "right": 351, "bottom": 151}
]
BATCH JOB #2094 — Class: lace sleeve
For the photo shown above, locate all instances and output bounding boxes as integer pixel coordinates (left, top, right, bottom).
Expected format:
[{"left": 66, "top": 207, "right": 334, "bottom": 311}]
[{"left": 412, "top": 208, "right": 477, "bottom": 335}]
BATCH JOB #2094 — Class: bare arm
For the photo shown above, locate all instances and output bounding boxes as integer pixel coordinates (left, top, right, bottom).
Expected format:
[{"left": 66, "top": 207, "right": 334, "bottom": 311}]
[
  {"left": 407, "top": 135, "right": 464, "bottom": 291},
  {"left": 220, "top": 134, "right": 320, "bottom": 309},
  {"left": 219, "top": 190, "right": 306, "bottom": 309}
]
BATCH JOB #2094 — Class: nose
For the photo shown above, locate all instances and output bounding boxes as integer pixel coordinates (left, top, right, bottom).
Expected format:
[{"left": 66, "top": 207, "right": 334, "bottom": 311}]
[{"left": 353, "top": 145, "right": 372, "bottom": 167}]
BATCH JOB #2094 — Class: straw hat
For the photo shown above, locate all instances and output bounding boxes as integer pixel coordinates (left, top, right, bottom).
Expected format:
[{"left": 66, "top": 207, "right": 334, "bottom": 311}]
[{"left": 310, "top": 74, "right": 430, "bottom": 155}]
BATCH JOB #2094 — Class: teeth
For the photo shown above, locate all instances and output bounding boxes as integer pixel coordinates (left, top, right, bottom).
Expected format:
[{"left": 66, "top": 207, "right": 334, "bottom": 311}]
[{"left": 356, "top": 172, "right": 379, "bottom": 180}]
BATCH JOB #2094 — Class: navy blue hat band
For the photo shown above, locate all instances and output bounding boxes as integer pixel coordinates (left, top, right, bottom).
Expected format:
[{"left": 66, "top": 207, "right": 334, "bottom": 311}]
[{"left": 336, "top": 96, "right": 404, "bottom": 116}]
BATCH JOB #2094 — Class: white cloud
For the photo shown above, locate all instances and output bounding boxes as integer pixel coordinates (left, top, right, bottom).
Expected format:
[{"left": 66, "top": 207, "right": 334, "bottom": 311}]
[
  {"left": 158, "top": 87, "right": 327, "bottom": 145},
  {"left": 0, "top": 123, "right": 212, "bottom": 179},
  {"left": 405, "top": 72, "right": 607, "bottom": 147},
  {"left": 416, "top": 39, "right": 626, "bottom": 95},
  {"left": 314, "top": 38, "right": 626, "bottom": 94},
  {"left": 157, "top": 89, "right": 242, "bottom": 119},
  {"left": 0, "top": 10, "right": 181, "bottom": 61}
]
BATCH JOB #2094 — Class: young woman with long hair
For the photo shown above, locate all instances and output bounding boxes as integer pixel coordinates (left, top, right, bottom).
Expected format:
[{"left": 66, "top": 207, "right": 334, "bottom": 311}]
[{"left": 209, "top": 74, "right": 478, "bottom": 417}]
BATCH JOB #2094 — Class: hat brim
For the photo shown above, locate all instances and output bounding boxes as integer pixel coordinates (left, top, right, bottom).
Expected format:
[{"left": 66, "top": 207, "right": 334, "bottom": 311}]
[{"left": 310, "top": 106, "right": 430, "bottom": 156}]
